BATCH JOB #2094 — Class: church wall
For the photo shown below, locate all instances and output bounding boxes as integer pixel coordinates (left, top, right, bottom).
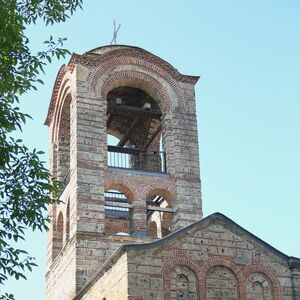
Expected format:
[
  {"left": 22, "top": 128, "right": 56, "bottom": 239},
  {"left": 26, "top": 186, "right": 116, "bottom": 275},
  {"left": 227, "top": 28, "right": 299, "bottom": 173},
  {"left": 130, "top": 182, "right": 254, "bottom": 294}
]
[
  {"left": 122, "top": 220, "right": 297, "bottom": 300},
  {"left": 46, "top": 237, "right": 77, "bottom": 300},
  {"left": 80, "top": 252, "right": 128, "bottom": 300},
  {"left": 74, "top": 234, "right": 152, "bottom": 293}
]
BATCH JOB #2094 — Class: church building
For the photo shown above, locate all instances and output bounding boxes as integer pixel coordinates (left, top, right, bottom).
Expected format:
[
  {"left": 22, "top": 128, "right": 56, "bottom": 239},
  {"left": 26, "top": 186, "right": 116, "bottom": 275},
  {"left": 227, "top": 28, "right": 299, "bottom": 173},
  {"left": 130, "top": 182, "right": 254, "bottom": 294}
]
[{"left": 45, "top": 45, "right": 300, "bottom": 299}]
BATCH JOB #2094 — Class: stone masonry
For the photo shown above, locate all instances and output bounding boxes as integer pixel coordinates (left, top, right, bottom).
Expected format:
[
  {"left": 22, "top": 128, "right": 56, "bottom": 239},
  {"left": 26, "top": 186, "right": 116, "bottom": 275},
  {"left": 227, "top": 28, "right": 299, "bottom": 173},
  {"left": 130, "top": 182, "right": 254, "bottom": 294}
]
[
  {"left": 45, "top": 45, "right": 300, "bottom": 300},
  {"left": 74, "top": 214, "right": 300, "bottom": 300},
  {"left": 45, "top": 45, "right": 202, "bottom": 299}
]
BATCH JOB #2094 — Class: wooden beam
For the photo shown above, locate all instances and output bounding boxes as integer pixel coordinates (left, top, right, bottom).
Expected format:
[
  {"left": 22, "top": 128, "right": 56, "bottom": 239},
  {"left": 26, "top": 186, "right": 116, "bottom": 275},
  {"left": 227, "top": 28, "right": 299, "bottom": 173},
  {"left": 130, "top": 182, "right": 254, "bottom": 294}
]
[
  {"left": 105, "top": 201, "right": 133, "bottom": 209},
  {"left": 107, "top": 104, "right": 161, "bottom": 120},
  {"left": 117, "top": 118, "right": 141, "bottom": 147},
  {"left": 143, "top": 124, "right": 162, "bottom": 150},
  {"left": 107, "top": 113, "right": 114, "bottom": 127},
  {"left": 146, "top": 206, "right": 174, "bottom": 213}
]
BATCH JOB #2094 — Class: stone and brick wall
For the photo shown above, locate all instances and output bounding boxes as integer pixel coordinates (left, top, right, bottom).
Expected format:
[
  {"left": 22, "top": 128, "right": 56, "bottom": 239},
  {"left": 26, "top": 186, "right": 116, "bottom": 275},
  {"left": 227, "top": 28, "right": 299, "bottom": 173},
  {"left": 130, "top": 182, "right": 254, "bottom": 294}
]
[
  {"left": 45, "top": 45, "right": 300, "bottom": 300},
  {"left": 74, "top": 215, "right": 300, "bottom": 300},
  {"left": 80, "top": 253, "right": 128, "bottom": 300},
  {"left": 46, "top": 45, "right": 203, "bottom": 299}
]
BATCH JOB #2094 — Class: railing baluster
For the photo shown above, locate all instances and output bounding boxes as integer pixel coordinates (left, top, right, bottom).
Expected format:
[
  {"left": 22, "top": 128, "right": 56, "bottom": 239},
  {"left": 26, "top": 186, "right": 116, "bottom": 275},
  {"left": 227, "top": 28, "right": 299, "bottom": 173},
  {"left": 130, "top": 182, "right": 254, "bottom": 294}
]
[{"left": 107, "top": 146, "right": 167, "bottom": 173}]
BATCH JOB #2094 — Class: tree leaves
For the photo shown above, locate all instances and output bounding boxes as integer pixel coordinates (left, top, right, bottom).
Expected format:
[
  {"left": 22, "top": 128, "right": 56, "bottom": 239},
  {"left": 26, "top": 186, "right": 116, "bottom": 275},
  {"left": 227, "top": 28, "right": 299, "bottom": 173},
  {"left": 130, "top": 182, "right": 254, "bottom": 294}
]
[{"left": 0, "top": 0, "right": 82, "bottom": 298}]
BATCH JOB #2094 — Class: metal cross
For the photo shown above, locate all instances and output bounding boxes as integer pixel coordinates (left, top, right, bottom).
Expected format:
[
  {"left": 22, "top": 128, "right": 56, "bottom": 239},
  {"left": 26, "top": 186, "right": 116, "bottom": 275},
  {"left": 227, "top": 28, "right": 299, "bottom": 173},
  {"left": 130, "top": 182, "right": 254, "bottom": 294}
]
[{"left": 110, "top": 20, "right": 121, "bottom": 45}]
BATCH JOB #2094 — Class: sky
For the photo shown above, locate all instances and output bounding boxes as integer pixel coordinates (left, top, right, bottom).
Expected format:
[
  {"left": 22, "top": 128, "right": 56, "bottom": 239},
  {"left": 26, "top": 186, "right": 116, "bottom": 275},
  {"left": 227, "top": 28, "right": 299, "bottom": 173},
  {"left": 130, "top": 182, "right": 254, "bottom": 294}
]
[{"left": 4, "top": 1, "right": 300, "bottom": 299}]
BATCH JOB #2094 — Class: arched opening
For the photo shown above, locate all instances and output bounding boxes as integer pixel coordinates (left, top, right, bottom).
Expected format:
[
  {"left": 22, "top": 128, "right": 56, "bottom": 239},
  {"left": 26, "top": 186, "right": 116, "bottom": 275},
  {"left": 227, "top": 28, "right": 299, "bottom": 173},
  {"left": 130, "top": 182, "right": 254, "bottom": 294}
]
[
  {"left": 104, "top": 189, "right": 132, "bottom": 235},
  {"left": 55, "top": 212, "right": 64, "bottom": 256},
  {"left": 56, "top": 94, "right": 71, "bottom": 185},
  {"left": 106, "top": 87, "right": 165, "bottom": 173},
  {"left": 146, "top": 190, "right": 173, "bottom": 238}
]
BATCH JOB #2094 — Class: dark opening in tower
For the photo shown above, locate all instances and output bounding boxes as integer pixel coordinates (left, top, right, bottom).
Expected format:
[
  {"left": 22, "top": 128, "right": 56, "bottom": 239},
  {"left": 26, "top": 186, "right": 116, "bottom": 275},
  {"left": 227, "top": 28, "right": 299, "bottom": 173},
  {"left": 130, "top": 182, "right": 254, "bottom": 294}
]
[
  {"left": 106, "top": 87, "right": 165, "bottom": 173},
  {"left": 56, "top": 94, "right": 71, "bottom": 185},
  {"left": 104, "top": 190, "right": 132, "bottom": 235}
]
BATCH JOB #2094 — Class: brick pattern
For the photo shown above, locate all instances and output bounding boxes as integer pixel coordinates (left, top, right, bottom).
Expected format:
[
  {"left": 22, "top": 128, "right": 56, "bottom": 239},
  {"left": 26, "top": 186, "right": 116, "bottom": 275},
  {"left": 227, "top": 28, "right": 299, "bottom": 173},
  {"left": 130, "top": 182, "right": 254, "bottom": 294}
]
[
  {"left": 80, "top": 253, "right": 128, "bottom": 300},
  {"left": 205, "top": 266, "right": 239, "bottom": 299},
  {"left": 45, "top": 45, "right": 300, "bottom": 300},
  {"left": 101, "top": 70, "right": 173, "bottom": 111},
  {"left": 82, "top": 220, "right": 293, "bottom": 300},
  {"left": 46, "top": 45, "right": 202, "bottom": 299}
]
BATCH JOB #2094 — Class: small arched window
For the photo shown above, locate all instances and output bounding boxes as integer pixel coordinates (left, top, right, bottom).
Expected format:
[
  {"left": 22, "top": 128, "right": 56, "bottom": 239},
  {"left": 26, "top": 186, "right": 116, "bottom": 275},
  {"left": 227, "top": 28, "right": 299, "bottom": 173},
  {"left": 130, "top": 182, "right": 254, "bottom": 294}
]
[{"left": 56, "top": 212, "right": 64, "bottom": 254}]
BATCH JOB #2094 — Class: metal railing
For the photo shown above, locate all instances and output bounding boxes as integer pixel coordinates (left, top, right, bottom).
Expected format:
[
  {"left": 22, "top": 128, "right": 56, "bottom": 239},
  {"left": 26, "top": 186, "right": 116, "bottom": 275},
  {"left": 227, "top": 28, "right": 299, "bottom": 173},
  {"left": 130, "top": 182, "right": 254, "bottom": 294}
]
[
  {"left": 104, "top": 191, "right": 130, "bottom": 219},
  {"left": 107, "top": 146, "right": 166, "bottom": 173}
]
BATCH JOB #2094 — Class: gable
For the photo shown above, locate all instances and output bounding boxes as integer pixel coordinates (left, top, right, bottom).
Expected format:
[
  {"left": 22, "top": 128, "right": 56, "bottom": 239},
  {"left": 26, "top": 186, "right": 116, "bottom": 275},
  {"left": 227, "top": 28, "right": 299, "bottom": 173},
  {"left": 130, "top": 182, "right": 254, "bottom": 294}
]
[{"left": 123, "top": 213, "right": 298, "bottom": 300}]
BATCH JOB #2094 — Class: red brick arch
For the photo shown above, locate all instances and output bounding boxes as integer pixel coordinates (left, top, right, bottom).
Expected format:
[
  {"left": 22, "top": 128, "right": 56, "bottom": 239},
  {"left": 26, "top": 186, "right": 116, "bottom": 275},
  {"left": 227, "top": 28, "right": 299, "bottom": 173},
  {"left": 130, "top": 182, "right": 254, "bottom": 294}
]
[
  {"left": 141, "top": 181, "right": 176, "bottom": 206},
  {"left": 162, "top": 257, "right": 201, "bottom": 300},
  {"left": 46, "top": 64, "right": 70, "bottom": 126},
  {"left": 240, "top": 264, "right": 282, "bottom": 300},
  {"left": 198, "top": 258, "right": 243, "bottom": 300},
  {"left": 105, "top": 175, "right": 139, "bottom": 203},
  {"left": 51, "top": 75, "right": 72, "bottom": 144},
  {"left": 100, "top": 70, "right": 173, "bottom": 112},
  {"left": 87, "top": 51, "right": 185, "bottom": 106}
]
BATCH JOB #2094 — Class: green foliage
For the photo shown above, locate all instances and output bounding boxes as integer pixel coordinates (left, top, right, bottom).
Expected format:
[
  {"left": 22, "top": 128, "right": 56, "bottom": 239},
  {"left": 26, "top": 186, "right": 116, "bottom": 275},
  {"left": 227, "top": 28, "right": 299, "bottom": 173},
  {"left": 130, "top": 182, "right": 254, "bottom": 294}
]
[{"left": 0, "top": 0, "right": 82, "bottom": 298}]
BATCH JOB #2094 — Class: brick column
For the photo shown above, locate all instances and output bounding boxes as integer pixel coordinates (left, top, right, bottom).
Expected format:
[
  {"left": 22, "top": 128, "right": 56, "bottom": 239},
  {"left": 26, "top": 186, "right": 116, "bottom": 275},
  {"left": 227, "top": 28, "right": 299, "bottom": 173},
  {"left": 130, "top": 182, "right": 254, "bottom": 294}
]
[
  {"left": 131, "top": 199, "right": 148, "bottom": 236},
  {"left": 170, "top": 85, "right": 202, "bottom": 230},
  {"left": 73, "top": 93, "right": 105, "bottom": 234}
]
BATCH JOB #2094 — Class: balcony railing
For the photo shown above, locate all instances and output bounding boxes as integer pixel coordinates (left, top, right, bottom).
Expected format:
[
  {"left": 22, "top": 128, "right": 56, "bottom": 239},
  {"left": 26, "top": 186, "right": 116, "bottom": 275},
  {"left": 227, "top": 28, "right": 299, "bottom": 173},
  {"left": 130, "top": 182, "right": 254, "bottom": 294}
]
[{"left": 108, "top": 145, "right": 167, "bottom": 173}]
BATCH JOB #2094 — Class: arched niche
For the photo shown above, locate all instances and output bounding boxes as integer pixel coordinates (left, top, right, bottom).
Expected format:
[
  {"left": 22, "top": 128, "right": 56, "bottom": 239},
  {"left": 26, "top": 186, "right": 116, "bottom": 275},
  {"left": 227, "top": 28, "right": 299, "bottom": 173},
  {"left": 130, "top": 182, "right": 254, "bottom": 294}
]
[
  {"left": 54, "top": 212, "right": 64, "bottom": 258},
  {"left": 56, "top": 93, "right": 71, "bottom": 184},
  {"left": 246, "top": 272, "right": 274, "bottom": 300},
  {"left": 170, "top": 265, "right": 199, "bottom": 300},
  {"left": 205, "top": 266, "right": 239, "bottom": 300}
]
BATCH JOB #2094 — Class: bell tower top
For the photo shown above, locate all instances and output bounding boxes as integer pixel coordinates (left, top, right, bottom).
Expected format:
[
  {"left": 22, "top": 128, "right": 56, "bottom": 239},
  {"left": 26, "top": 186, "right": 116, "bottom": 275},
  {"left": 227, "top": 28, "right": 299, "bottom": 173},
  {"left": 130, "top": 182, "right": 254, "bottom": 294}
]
[
  {"left": 46, "top": 45, "right": 202, "bottom": 299},
  {"left": 45, "top": 45, "right": 199, "bottom": 126}
]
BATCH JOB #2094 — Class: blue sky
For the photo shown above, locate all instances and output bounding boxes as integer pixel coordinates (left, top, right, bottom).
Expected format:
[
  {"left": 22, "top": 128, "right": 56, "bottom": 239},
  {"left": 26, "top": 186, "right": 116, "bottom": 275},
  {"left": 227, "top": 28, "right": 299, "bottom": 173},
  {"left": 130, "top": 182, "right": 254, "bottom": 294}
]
[{"left": 4, "top": 1, "right": 300, "bottom": 299}]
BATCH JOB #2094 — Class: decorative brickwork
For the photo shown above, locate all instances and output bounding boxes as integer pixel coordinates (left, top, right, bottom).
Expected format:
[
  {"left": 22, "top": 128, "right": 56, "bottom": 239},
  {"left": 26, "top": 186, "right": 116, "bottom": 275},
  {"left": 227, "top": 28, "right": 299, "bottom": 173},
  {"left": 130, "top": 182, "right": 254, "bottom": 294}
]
[
  {"left": 46, "top": 45, "right": 202, "bottom": 299},
  {"left": 45, "top": 45, "right": 299, "bottom": 300},
  {"left": 241, "top": 264, "right": 282, "bottom": 300},
  {"left": 101, "top": 70, "right": 173, "bottom": 111}
]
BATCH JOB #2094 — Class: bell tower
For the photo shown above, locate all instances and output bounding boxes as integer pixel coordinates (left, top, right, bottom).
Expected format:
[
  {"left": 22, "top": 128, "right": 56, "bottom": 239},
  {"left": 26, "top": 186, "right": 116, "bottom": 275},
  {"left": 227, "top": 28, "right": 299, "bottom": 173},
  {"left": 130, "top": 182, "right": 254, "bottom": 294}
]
[{"left": 45, "top": 45, "right": 202, "bottom": 299}]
